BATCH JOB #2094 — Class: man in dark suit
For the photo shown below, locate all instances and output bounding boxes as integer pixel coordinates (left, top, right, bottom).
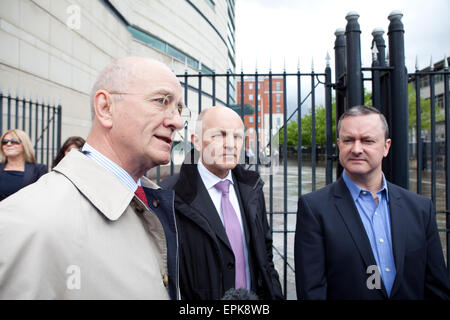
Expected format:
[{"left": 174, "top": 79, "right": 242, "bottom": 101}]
[
  {"left": 161, "top": 106, "right": 283, "bottom": 300},
  {"left": 295, "top": 105, "right": 450, "bottom": 300}
]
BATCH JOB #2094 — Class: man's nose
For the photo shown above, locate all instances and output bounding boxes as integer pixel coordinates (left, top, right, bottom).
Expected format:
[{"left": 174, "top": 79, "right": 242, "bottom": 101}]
[
  {"left": 351, "top": 140, "right": 363, "bottom": 153},
  {"left": 165, "top": 112, "right": 184, "bottom": 131},
  {"left": 224, "top": 134, "right": 235, "bottom": 148}
]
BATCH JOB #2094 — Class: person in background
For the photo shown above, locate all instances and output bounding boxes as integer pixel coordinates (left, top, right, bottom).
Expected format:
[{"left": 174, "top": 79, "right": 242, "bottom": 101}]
[
  {"left": 52, "top": 136, "right": 85, "bottom": 168},
  {"left": 295, "top": 105, "right": 450, "bottom": 300},
  {"left": 0, "top": 129, "right": 47, "bottom": 201},
  {"left": 161, "top": 106, "right": 283, "bottom": 300}
]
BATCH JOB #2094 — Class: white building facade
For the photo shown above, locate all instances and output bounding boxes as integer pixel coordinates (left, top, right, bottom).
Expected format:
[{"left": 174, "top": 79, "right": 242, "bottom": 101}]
[{"left": 0, "top": 0, "right": 235, "bottom": 154}]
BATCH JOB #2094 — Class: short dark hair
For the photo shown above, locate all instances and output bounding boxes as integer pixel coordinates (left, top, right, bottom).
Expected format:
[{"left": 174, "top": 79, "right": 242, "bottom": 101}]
[{"left": 337, "top": 105, "right": 389, "bottom": 139}]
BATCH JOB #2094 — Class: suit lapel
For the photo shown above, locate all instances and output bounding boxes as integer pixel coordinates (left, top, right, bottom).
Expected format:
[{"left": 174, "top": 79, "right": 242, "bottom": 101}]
[
  {"left": 232, "top": 175, "right": 251, "bottom": 248},
  {"left": 333, "top": 179, "right": 383, "bottom": 274},
  {"left": 334, "top": 178, "right": 390, "bottom": 298},
  {"left": 387, "top": 183, "right": 406, "bottom": 297},
  {"left": 191, "top": 173, "right": 232, "bottom": 251}
]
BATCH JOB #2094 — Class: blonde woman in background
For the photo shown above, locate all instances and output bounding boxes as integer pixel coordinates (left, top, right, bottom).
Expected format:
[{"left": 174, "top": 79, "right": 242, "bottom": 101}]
[{"left": 0, "top": 129, "right": 47, "bottom": 201}]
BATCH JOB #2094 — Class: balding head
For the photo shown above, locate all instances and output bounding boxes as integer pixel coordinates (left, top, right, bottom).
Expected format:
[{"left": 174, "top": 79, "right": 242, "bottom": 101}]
[
  {"left": 87, "top": 56, "right": 184, "bottom": 180},
  {"left": 90, "top": 57, "right": 177, "bottom": 112},
  {"left": 192, "top": 106, "right": 244, "bottom": 178}
]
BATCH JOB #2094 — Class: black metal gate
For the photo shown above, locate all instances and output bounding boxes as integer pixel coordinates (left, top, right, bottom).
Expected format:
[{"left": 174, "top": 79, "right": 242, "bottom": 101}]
[
  {"left": 0, "top": 92, "right": 62, "bottom": 170},
  {"left": 153, "top": 10, "right": 450, "bottom": 300}
]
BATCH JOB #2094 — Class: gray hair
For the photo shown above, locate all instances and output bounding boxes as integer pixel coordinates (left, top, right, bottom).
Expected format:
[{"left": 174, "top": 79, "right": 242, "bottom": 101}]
[{"left": 337, "top": 105, "right": 389, "bottom": 139}]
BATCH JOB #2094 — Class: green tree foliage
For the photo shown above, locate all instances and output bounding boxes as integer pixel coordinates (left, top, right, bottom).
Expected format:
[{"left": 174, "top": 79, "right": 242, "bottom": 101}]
[
  {"left": 279, "top": 104, "right": 335, "bottom": 148},
  {"left": 278, "top": 87, "right": 443, "bottom": 148},
  {"left": 407, "top": 83, "right": 444, "bottom": 133}
]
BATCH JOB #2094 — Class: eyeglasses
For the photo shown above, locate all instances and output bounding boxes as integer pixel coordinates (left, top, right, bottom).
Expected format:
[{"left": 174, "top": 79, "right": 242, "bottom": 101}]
[
  {"left": 108, "top": 91, "right": 191, "bottom": 121},
  {"left": 1, "top": 139, "right": 22, "bottom": 145}
]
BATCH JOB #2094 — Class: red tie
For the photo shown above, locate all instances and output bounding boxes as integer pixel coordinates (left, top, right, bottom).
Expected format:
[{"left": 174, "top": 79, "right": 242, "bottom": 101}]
[{"left": 135, "top": 186, "right": 148, "bottom": 206}]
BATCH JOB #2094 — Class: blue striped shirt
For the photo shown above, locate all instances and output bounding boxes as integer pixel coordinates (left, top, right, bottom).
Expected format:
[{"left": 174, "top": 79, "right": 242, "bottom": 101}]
[
  {"left": 81, "top": 143, "right": 140, "bottom": 193},
  {"left": 342, "top": 170, "right": 397, "bottom": 296}
]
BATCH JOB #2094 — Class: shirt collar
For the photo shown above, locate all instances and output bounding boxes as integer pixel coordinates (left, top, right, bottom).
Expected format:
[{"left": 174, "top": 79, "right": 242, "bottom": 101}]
[
  {"left": 197, "top": 158, "right": 234, "bottom": 190},
  {"left": 342, "top": 170, "right": 389, "bottom": 202},
  {"left": 81, "top": 142, "right": 141, "bottom": 192}
]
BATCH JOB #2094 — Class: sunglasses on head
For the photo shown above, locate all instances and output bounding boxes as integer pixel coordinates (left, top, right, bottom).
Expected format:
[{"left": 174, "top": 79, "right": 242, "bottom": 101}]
[{"left": 1, "top": 139, "right": 22, "bottom": 145}]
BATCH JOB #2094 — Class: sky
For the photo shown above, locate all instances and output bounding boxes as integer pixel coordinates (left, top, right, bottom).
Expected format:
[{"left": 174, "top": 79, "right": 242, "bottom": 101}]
[{"left": 235, "top": 0, "right": 450, "bottom": 74}]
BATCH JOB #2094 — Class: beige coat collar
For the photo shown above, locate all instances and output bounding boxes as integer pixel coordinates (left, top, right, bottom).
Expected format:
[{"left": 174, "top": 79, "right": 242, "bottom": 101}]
[{"left": 53, "top": 150, "right": 159, "bottom": 221}]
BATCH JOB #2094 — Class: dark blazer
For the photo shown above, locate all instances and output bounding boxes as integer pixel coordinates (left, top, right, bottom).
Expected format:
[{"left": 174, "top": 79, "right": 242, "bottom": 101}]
[
  {"left": 161, "top": 163, "right": 283, "bottom": 300},
  {"left": 0, "top": 162, "right": 48, "bottom": 200},
  {"left": 294, "top": 177, "right": 450, "bottom": 300}
]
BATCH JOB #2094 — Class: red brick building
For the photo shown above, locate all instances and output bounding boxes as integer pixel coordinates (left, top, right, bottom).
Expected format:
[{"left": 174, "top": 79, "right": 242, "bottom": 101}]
[{"left": 236, "top": 76, "right": 285, "bottom": 154}]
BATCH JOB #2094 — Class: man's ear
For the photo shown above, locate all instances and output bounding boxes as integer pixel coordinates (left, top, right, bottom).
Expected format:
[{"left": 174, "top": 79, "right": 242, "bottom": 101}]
[
  {"left": 383, "top": 138, "right": 391, "bottom": 157},
  {"left": 93, "top": 90, "right": 114, "bottom": 129},
  {"left": 191, "top": 133, "right": 201, "bottom": 151}
]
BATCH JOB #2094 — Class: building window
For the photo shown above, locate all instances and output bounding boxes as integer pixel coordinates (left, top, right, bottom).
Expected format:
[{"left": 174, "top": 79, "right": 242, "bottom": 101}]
[
  {"left": 277, "top": 118, "right": 281, "bottom": 126},
  {"left": 437, "top": 94, "right": 444, "bottom": 109},
  {"left": 128, "top": 26, "right": 200, "bottom": 70},
  {"left": 258, "top": 94, "right": 261, "bottom": 101},
  {"left": 276, "top": 105, "right": 281, "bottom": 113},
  {"left": 276, "top": 82, "right": 281, "bottom": 91},
  {"left": 249, "top": 116, "right": 253, "bottom": 123},
  {"left": 249, "top": 94, "right": 253, "bottom": 101},
  {"left": 249, "top": 83, "right": 253, "bottom": 90},
  {"left": 276, "top": 94, "right": 281, "bottom": 103}
]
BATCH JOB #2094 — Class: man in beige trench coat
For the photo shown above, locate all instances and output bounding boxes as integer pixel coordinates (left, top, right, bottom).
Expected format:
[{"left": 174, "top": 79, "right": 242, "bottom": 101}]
[{"left": 0, "top": 57, "right": 185, "bottom": 299}]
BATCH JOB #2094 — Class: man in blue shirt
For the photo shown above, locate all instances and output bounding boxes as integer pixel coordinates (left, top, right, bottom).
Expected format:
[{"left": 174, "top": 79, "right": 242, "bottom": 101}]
[{"left": 295, "top": 105, "right": 450, "bottom": 299}]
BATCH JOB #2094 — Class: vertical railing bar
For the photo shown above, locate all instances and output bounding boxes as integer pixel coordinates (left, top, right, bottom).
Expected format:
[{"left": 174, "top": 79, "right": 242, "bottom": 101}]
[
  {"left": 282, "top": 70, "right": 288, "bottom": 298},
  {"left": 15, "top": 94, "right": 19, "bottom": 129},
  {"left": 442, "top": 67, "right": 450, "bottom": 275},
  {"left": 7, "top": 92, "right": 11, "bottom": 130},
  {"left": 28, "top": 96, "right": 33, "bottom": 140},
  {"left": 22, "top": 96, "right": 26, "bottom": 130},
  {"left": 240, "top": 71, "right": 244, "bottom": 121},
  {"left": 52, "top": 106, "right": 56, "bottom": 169},
  {"left": 415, "top": 73, "right": 422, "bottom": 194},
  {"left": 255, "top": 72, "right": 259, "bottom": 172},
  {"left": 57, "top": 104, "right": 62, "bottom": 152},
  {"left": 34, "top": 97, "right": 38, "bottom": 156},
  {"left": 269, "top": 71, "right": 273, "bottom": 232},
  {"left": 430, "top": 73, "right": 436, "bottom": 207},
  {"left": 297, "top": 70, "right": 302, "bottom": 198},
  {"left": 325, "top": 66, "right": 333, "bottom": 185},
  {"left": 40, "top": 101, "right": 44, "bottom": 163},
  {"left": 311, "top": 72, "right": 317, "bottom": 192},
  {"left": 46, "top": 104, "right": 50, "bottom": 168},
  {"left": 184, "top": 71, "right": 189, "bottom": 112}
]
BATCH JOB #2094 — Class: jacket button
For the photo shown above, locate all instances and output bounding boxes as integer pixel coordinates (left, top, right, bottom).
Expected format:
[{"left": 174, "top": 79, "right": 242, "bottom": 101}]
[
  {"left": 227, "top": 262, "right": 234, "bottom": 270},
  {"left": 163, "top": 273, "right": 169, "bottom": 287},
  {"left": 152, "top": 199, "right": 159, "bottom": 208}
]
